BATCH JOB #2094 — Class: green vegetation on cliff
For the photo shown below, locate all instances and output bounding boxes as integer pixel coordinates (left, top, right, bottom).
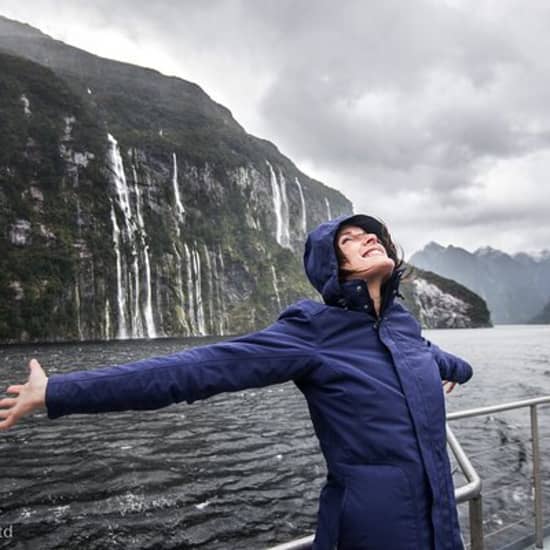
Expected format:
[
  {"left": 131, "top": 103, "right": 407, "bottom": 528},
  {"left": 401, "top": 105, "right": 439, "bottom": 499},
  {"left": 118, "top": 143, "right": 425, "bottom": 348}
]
[{"left": 0, "top": 40, "right": 348, "bottom": 343}]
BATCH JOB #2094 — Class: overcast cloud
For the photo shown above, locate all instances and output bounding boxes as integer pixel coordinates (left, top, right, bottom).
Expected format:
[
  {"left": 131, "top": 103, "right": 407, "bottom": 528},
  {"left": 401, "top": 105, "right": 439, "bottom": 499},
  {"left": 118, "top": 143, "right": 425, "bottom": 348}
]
[{"left": 1, "top": 0, "right": 549, "bottom": 256}]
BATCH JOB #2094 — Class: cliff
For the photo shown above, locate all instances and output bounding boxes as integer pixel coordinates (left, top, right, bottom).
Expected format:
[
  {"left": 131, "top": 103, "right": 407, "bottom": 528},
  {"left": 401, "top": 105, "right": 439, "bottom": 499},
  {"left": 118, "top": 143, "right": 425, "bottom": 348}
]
[
  {"left": 0, "top": 21, "right": 350, "bottom": 342},
  {"left": 401, "top": 267, "right": 492, "bottom": 329},
  {"left": 0, "top": 16, "right": 491, "bottom": 341}
]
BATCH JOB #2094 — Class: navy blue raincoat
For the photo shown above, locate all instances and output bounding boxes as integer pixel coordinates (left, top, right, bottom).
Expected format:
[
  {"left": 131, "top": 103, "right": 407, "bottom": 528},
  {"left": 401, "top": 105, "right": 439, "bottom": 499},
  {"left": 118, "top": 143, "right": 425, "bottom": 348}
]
[{"left": 46, "top": 215, "right": 473, "bottom": 549}]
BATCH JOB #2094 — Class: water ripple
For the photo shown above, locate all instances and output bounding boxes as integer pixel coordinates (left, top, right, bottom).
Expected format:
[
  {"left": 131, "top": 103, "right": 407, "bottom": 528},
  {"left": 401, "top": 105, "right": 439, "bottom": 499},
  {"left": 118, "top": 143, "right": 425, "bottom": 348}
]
[{"left": 1, "top": 325, "right": 549, "bottom": 548}]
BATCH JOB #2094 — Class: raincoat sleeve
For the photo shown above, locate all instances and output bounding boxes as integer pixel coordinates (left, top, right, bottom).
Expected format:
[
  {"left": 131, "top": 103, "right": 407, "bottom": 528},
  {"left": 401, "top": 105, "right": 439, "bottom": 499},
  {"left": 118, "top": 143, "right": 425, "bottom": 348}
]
[
  {"left": 424, "top": 339, "right": 473, "bottom": 384},
  {"left": 46, "top": 304, "right": 319, "bottom": 419}
]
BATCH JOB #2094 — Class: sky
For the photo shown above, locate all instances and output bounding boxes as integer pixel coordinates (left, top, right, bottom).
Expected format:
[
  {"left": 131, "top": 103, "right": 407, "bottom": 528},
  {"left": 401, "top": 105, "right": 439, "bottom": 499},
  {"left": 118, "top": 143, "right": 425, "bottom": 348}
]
[{"left": 1, "top": 0, "right": 549, "bottom": 258}]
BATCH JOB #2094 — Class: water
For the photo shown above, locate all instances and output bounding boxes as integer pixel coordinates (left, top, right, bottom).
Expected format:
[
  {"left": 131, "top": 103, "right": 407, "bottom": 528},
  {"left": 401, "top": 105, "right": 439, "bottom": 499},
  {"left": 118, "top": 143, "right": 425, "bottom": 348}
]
[
  {"left": 1, "top": 325, "right": 549, "bottom": 549},
  {"left": 430, "top": 325, "right": 550, "bottom": 549},
  {"left": 267, "top": 161, "right": 291, "bottom": 250}
]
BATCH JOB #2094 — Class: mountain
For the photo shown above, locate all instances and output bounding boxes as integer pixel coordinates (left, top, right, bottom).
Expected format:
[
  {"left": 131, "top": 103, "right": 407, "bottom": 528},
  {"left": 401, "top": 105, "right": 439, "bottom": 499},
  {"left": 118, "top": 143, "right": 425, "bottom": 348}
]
[
  {"left": 400, "top": 266, "right": 492, "bottom": 329},
  {"left": 410, "top": 242, "right": 550, "bottom": 323},
  {"left": 0, "top": 16, "right": 489, "bottom": 342},
  {"left": 529, "top": 300, "right": 550, "bottom": 324}
]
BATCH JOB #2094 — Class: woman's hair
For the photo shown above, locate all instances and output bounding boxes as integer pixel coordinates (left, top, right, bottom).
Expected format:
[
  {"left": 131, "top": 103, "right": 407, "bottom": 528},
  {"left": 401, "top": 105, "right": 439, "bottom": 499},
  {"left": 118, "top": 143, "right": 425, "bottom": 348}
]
[{"left": 335, "top": 215, "right": 404, "bottom": 279}]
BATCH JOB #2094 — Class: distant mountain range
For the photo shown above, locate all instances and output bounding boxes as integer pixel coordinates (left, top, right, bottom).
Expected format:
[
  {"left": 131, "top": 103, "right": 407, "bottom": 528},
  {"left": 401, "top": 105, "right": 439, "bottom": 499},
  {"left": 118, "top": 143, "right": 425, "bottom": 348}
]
[{"left": 410, "top": 243, "right": 550, "bottom": 324}]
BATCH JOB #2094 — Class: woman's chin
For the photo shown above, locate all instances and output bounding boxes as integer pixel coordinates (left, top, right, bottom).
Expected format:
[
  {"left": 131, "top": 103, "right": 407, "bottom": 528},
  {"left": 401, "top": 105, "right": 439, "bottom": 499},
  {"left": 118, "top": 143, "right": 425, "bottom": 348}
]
[{"left": 349, "top": 258, "right": 395, "bottom": 280}]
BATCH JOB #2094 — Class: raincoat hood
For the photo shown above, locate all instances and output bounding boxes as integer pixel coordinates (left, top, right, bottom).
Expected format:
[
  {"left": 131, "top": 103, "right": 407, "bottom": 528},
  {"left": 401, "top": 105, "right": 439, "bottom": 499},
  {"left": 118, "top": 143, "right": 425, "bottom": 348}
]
[{"left": 303, "top": 214, "right": 397, "bottom": 307}]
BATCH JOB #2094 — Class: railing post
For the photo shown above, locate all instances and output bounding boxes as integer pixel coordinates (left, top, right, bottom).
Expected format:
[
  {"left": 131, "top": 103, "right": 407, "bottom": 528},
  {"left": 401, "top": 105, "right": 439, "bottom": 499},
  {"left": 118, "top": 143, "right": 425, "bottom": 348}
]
[
  {"left": 530, "top": 405, "right": 543, "bottom": 548},
  {"left": 469, "top": 495, "right": 484, "bottom": 550}
]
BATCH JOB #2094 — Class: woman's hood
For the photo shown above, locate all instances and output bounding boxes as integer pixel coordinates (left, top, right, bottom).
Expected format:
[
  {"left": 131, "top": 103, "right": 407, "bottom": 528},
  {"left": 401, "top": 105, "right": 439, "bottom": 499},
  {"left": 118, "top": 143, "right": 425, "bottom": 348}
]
[{"left": 303, "top": 214, "right": 386, "bottom": 305}]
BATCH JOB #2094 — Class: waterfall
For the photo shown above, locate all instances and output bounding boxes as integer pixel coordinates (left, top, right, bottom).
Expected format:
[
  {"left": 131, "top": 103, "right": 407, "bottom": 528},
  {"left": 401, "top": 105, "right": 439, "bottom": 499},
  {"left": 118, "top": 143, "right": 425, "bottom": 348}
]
[
  {"left": 216, "top": 247, "right": 226, "bottom": 335},
  {"left": 131, "top": 253, "right": 143, "bottom": 337},
  {"left": 324, "top": 197, "right": 332, "bottom": 220},
  {"left": 74, "top": 281, "right": 83, "bottom": 341},
  {"left": 109, "top": 202, "right": 128, "bottom": 339},
  {"left": 75, "top": 198, "right": 84, "bottom": 232},
  {"left": 20, "top": 94, "right": 31, "bottom": 117},
  {"left": 74, "top": 195, "right": 84, "bottom": 341},
  {"left": 172, "top": 153, "right": 185, "bottom": 225},
  {"left": 133, "top": 161, "right": 157, "bottom": 337},
  {"left": 192, "top": 246, "right": 206, "bottom": 335},
  {"left": 107, "top": 134, "right": 133, "bottom": 227},
  {"left": 130, "top": 163, "right": 144, "bottom": 337},
  {"left": 184, "top": 243, "right": 197, "bottom": 334},
  {"left": 271, "top": 266, "right": 282, "bottom": 310},
  {"left": 154, "top": 277, "right": 164, "bottom": 339},
  {"left": 266, "top": 161, "right": 291, "bottom": 249},
  {"left": 105, "top": 298, "right": 111, "bottom": 340},
  {"left": 268, "top": 161, "right": 283, "bottom": 244},
  {"left": 142, "top": 243, "right": 156, "bottom": 337},
  {"left": 203, "top": 244, "right": 215, "bottom": 334},
  {"left": 295, "top": 177, "right": 307, "bottom": 236},
  {"left": 173, "top": 246, "right": 190, "bottom": 334},
  {"left": 108, "top": 135, "right": 137, "bottom": 338},
  {"left": 107, "top": 134, "right": 159, "bottom": 339},
  {"left": 133, "top": 166, "right": 156, "bottom": 338},
  {"left": 128, "top": 162, "right": 144, "bottom": 338},
  {"left": 278, "top": 169, "right": 291, "bottom": 246}
]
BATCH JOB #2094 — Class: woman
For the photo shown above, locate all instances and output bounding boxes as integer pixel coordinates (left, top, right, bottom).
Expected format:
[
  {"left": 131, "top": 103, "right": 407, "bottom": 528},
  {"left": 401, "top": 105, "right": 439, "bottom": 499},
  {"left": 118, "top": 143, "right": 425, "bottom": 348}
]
[{"left": 0, "top": 214, "right": 473, "bottom": 549}]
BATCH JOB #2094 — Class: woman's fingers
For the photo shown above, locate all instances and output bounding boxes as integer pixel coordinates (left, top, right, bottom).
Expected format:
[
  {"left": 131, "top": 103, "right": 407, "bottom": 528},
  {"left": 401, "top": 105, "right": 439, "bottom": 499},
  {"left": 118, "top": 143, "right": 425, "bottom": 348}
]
[
  {"left": 442, "top": 380, "right": 457, "bottom": 394},
  {"left": 0, "top": 415, "right": 16, "bottom": 430},
  {"left": 0, "top": 359, "right": 48, "bottom": 431},
  {"left": 0, "top": 401, "right": 19, "bottom": 430},
  {"left": 0, "top": 399, "right": 17, "bottom": 427},
  {"left": 0, "top": 394, "right": 19, "bottom": 429},
  {"left": 29, "top": 358, "right": 41, "bottom": 372},
  {"left": 0, "top": 397, "right": 18, "bottom": 427}
]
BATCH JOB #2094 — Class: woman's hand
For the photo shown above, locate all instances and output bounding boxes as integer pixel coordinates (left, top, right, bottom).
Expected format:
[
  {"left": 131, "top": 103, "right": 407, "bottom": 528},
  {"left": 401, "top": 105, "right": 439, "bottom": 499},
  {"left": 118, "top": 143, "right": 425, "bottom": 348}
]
[
  {"left": 0, "top": 359, "right": 48, "bottom": 430},
  {"left": 442, "top": 380, "right": 457, "bottom": 394}
]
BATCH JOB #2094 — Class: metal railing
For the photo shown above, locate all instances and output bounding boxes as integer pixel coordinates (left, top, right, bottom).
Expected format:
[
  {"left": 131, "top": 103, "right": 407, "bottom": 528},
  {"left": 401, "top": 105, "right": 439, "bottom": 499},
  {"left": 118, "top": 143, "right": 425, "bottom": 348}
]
[
  {"left": 268, "top": 396, "right": 550, "bottom": 550},
  {"left": 446, "top": 424, "right": 483, "bottom": 549},
  {"left": 447, "top": 395, "right": 550, "bottom": 549}
]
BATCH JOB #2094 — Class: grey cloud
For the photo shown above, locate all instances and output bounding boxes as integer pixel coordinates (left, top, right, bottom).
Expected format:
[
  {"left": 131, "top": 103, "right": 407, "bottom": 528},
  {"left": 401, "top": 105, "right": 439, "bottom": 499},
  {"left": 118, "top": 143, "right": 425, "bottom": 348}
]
[{"left": 1, "top": 0, "right": 550, "bottom": 254}]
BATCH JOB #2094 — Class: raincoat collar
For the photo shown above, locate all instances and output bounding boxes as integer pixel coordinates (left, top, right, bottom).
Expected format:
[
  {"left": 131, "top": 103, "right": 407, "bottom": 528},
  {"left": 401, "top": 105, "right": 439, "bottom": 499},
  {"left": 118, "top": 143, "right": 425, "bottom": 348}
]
[{"left": 339, "top": 271, "right": 402, "bottom": 314}]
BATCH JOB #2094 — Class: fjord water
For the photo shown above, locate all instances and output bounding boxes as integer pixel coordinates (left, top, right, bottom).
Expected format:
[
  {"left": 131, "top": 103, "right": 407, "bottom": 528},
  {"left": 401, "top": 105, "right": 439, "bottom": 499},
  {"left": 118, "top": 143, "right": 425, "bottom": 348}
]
[{"left": 1, "top": 325, "right": 549, "bottom": 549}]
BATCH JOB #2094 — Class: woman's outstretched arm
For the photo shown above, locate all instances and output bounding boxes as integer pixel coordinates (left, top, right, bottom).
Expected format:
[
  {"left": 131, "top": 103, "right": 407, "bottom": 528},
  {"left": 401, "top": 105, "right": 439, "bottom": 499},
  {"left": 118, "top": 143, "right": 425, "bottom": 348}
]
[{"left": 1, "top": 302, "right": 320, "bottom": 429}]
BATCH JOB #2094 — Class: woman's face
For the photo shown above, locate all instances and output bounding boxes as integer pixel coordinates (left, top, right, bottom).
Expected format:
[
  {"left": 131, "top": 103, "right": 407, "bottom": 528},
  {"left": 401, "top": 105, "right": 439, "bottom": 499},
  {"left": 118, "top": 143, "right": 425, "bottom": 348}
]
[{"left": 336, "top": 224, "right": 395, "bottom": 281}]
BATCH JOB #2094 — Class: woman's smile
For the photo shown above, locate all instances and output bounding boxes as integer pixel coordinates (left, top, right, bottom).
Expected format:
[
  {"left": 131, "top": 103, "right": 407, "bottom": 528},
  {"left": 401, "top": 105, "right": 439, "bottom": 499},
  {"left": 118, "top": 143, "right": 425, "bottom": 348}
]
[
  {"left": 337, "top": 225, "right": 395, "bottom": 281},
  {"left": 362, "top": 245, "right": 387, "bottom": 258}
]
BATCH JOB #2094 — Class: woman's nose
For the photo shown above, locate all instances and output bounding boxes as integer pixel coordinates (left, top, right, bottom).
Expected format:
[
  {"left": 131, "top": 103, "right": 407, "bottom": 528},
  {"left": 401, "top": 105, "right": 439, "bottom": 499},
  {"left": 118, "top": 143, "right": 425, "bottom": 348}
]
[{"left": 362, "top": 233, "right": 378, "bottom": 245}]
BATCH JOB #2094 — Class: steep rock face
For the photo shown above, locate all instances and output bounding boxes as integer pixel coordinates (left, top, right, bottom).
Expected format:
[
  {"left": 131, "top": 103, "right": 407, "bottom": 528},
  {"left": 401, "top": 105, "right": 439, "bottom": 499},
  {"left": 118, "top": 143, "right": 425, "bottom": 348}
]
[
  {"left": 411, "top": 242, "right": 550, "bottom": 324},
  {"left": 0, "top": 16, "right": 492, "bottom": 341},
  {"left": 400, "top": 267, "right": 492, "bottom": 329},
  {"left": 0, "top": 41, "right": 350, "bottom": 343}
]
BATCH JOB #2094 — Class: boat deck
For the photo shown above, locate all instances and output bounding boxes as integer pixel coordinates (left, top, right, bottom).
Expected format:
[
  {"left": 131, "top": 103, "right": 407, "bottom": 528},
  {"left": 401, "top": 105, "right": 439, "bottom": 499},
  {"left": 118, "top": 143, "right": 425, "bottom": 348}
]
[{"left": 523, "top": 533, "right": 550, "bottom": 549}]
